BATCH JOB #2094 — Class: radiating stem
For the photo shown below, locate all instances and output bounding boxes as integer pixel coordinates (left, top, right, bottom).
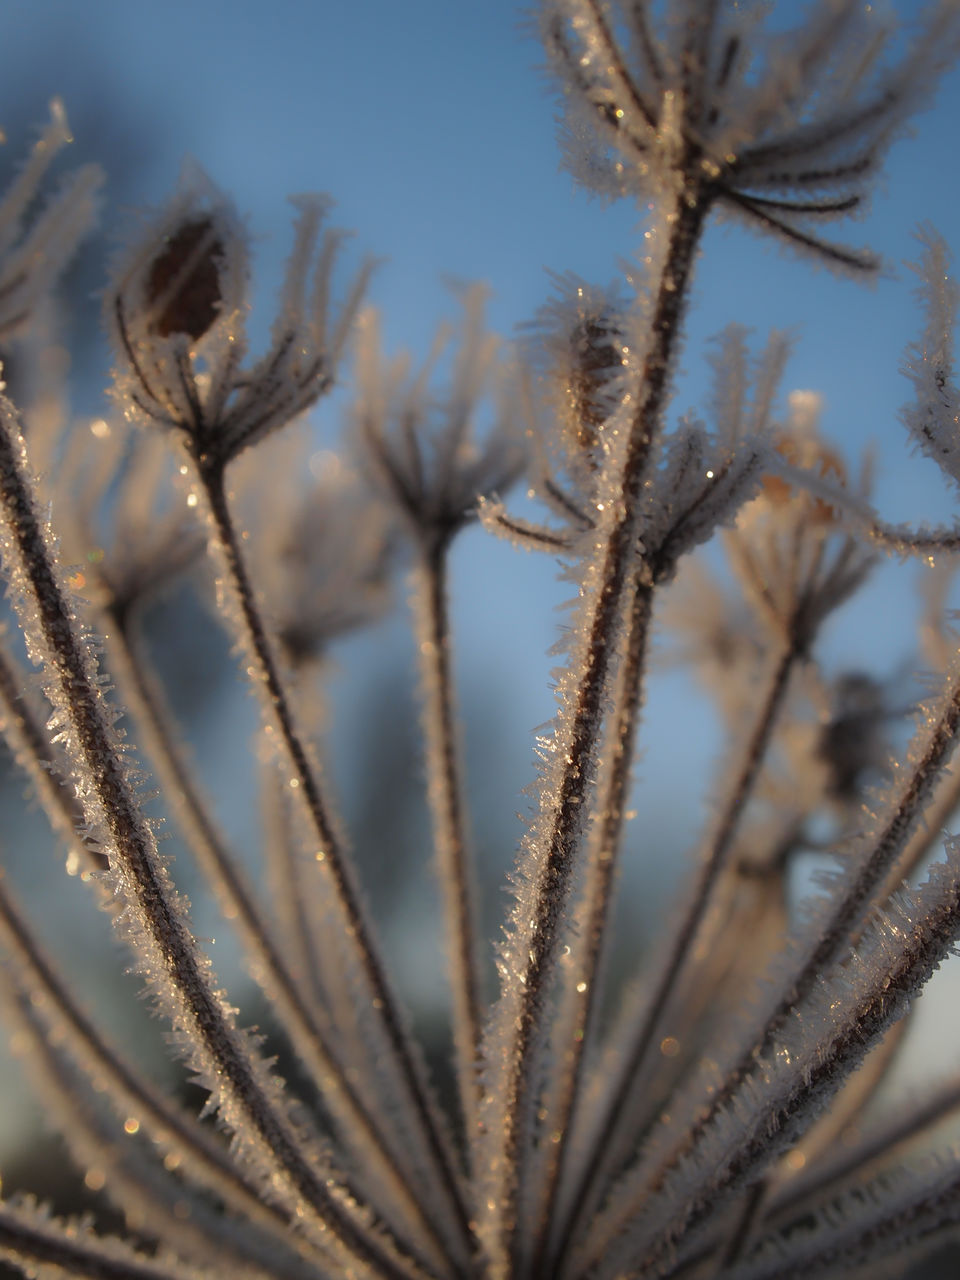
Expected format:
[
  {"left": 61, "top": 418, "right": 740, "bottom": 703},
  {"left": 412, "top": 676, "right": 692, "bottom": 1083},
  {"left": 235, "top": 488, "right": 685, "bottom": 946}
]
[
  {"left": 580, "top": 648, "right": 960, "bottom": 1276},
  {"left": 561, "top": 633, "right": 799, "bottom": 1268},
  {"left": 0, "top": 405, "right": 428, "bottom": 1280},
  {"left": 195, "top": 456, "right": 475, "bottom": 1266},
  {"left": 482, "top": 188, "right": 708, "bottom": 1277},
  {"left": 0, "top": 1202, "right": 206, "bottom": 1280},
  {"left": 0, "top": 880, "right": 320, "bottom": 1268},
  {"left": 0, "top": 635, "right": 107, "bottom": 874},
  {"left": 103, "top": 609, "right": 455, "bottom": 1273},
  {"left": 533, "top": 579, "right": 655, "bottom": 1278},
  {"left": 412, "top": 537, "right": 483, "bottom": 1146}
]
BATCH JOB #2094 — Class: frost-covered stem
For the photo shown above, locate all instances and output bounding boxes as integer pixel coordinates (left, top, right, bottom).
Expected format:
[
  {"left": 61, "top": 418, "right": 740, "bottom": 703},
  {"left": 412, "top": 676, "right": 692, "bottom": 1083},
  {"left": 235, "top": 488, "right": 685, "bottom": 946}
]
[
  {"left": 0, "top": 1201, "right": 207, "bottom": 1280},
  {"left": 874, "top": 757, "right": 960, "bottom": 907},
  {"left": 412, "top": 537, "right": 483, "bottom": 1145},
  {"left": 582, "top": 651, "right": 960, "bottom": 1274},
  {"left": 640, "top": 649, "right": 960, "bottom": 1207},
  {"left": 866, "top": 517, "right": 960, "bottom": 556},
  {"left": 0, "top": 407, "right": 427, "bottom": 1280},
  {"left": 0, "top": 635, "right": 107, "bottom": 873},
  {"left": 533, "top": 579, "right": 655, "bottom": 1278},
  {"left": 630, "top": 636, "right": 797, "bottom": 1062},
  {"left": 0, "top": 976, "right": 311, "bottom": 1280},
  {"left": 194, "top": 457, "right": 474, "bottom": 1262},
  {"left": 611, "top": 855, "right": 960, "bottom": 1278},
  {"left": 0, "top": 881, "right": 328, "bottom": 1264},
  {"left": 103, "top": 612, "right": 451, "bottom": 1271},
  {"left": 767, "top": 1066, "right": 960, "bottom": 1221},
  {"left": 483, "top": 189, "right": 708, "bottom": 1276},
  {"left": 720, "top": 1160, "right": 960, "bottom": 1280},
  {"left": 561, "top": 634, "right": 798, "bottom": 1261},
  {"left": 260, "top": 757, "right": 329, "bottom": 1018},
  {"left": 711, "top": 1015, "right": 910, "bottom": 1272}
]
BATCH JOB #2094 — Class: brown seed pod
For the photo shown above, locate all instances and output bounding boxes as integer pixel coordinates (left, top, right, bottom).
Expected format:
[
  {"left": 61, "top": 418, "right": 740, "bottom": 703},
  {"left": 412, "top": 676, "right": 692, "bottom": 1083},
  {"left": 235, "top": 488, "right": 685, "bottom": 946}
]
[{"left": 145, "top": 215, "right": 224, "bottom": 340}]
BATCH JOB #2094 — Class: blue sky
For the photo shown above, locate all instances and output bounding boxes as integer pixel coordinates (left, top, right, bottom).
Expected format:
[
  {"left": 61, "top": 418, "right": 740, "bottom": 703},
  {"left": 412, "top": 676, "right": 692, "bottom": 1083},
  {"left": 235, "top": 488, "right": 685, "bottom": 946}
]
[{"left": 3, "top": 0, "right": 960, "bottom": 1140}]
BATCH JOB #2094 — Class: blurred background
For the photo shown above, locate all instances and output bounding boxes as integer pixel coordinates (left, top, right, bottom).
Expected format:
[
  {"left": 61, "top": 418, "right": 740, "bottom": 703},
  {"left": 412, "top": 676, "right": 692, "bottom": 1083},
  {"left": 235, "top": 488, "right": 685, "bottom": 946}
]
[{"left": 1, "top": 0, "right": 960, "bottom": 1266}]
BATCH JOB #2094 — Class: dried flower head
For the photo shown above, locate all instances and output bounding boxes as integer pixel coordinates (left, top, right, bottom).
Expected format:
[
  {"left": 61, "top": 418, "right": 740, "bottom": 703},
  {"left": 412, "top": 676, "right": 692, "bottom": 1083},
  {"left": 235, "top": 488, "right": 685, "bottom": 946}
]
[
  {"left": 541, "top": 0, "right": 960, "bottom": 269},
  {"left": 355, "top": 285, "right": 525, "bottom": 551},
  {"left": 106, "top": 174, "right": 371, "bottom": 470}
]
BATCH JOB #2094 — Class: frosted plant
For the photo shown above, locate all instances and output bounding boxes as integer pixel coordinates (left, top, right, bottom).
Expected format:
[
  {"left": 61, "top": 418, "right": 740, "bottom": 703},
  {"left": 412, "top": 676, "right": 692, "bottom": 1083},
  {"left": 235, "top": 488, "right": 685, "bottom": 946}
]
[{"left": 6, "top": 3, "right": 960, "bottom": 1280}]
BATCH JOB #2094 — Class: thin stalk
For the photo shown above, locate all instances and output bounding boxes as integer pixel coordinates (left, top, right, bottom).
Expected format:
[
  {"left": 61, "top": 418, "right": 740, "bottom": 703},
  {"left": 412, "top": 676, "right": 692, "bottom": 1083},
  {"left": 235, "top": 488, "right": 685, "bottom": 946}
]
[
  {"left": 560, "top": 633, "right": 799, "bottom": 1267},
  {"left": 0, "top": 1203, "right": 207, "bottom": 1280},
  {"left": 412, "top": 538, "right": 483, "bottom": 1146},
  {"left": 0, "top": 635, "right": 107, "bottom": 874},
  {"left": 259, "top": 755, "right": 330, "bottom": 1018},
  {"left": 0, "top": 406, "right": 430, "bottom": 1280},
  {"left": 767, "top": 1068, "right": 960, "bottom": 1220},
  {"left": 579, "top": 651, "right": 960, "bottom": 1275},
  {"left": 0, "top": 979, "right": 314, "bottom": 1280},
  {"left": 721, "top": 1015, "right": 909, "bottom": 1273},
  {"left": 610, "top": 851, "right": 960, "bottom": 1278},
  {"left": 482, "top": 189, "right": 709, "bottom": 1276},
  {"left": 652, "top": 652, "right": 960, "bottom": 1197},
  {"left": 103, "top": 611, "right": 456, "bottom": 1273},
  {"left": 195, "top": 456, "right": 474, "bottom": 1263},
  {"left": 874, "top": 757, "right": 960, "bottom": 907},
  {"left": 0, "top": 880, "right": 323, "bottom": 1270},
  {"left": 532, "top": 579, "right": 655, "bottom": 1279}
]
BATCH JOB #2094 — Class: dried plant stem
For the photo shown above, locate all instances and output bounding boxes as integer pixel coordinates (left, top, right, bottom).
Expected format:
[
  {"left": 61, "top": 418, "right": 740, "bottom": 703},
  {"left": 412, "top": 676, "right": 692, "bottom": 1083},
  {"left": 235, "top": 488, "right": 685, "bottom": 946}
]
[
  {"left": 0, "top": 1202, "right": 207, "bottom": 1280},
  {"left": 412, "top": 540, "right": 483, "bottom": 1144},
  {"left": 767, "top": 1066, "right": 960, "bottom": 1222},
  {"left": 875, "top": 758, "right": 960, "bottom": 904},
  {"left": 259, "top": 757, "right": 329, "bottom": 1019},
  {"left": 718, "top": 1015, "right": 909, "bottom": 1273},
  {"left": 637, "top": 649, "right": 960, "bottom": 1214},
  {"left": 0, "top": 636, "right": 107, "bottom": 873},
  {"left": 615, "top": 858, "right": 960, "bottom": 1278},
  {"left": 483, "top": 190, "right": 708, "bottom": 1275},
  {"left": 721, "top": 1159, "right": 960, "bottom": 1280},
  {"left": 0, "top": 973, "right": 311, "bottom": 1280},
  {"left": 562, "top": 632, "right": 799, "bottom": 1265},
  {"left": 195, "top": 457, "right": 474, "bottom": 1265},
  {"left": 102, "top": 614, "right": 453, "bottom": 1271},
  {"left": 0, "top": 880, "right": 330, "bottom": 1265},
  {"left": 579, "top": 656, "right": 960, "bottom": 1274},
  {"left": 533, "top": 579, "right": 655, "bottom": 1278},
  {"left": 0, "top": 407, "right": 430, "bottom": 1280}
]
